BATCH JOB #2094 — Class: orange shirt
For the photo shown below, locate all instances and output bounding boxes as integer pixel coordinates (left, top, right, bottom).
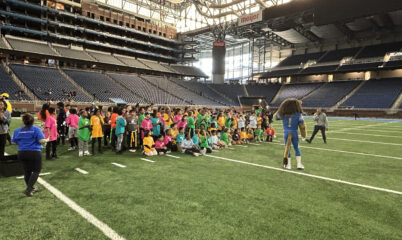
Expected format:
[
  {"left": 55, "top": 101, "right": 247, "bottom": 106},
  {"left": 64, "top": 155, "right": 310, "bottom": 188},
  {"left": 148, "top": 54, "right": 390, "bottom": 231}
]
[
  {"left": 111, "top": 113, "right": 118, "bottom": 129},
  {"left": 265, "top": 128, "right": 275, "bottom": 136},
  {"left": 37, "top": 110, "right": 50, "bottom": 122}
]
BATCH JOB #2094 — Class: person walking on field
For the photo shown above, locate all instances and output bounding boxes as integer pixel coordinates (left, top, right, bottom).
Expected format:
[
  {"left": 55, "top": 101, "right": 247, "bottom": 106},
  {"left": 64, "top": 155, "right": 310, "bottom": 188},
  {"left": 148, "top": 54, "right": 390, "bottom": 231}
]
[{"left": 306, "top": 108, "right": 328, "bottom": 144}]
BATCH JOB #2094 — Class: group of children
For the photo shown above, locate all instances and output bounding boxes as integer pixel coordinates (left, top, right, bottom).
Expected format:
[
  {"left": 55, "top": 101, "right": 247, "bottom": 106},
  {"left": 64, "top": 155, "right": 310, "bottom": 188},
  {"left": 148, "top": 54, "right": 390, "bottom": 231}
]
[{"left": 37, "top": 103, "right": 277, "bottom": 159}]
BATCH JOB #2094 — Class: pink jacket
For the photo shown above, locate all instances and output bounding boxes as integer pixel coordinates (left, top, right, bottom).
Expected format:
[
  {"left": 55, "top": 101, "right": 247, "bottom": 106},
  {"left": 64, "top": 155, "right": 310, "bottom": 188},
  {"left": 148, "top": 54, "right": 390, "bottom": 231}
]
[
  {"left": 66, "top": 114, "right": 79, "bottom": 128},
  {"left": 155, "top": 140, "right": 165, "bottom": 149},
  {"left": 141, "top": 118, "right": 153, "bottom": 130}
]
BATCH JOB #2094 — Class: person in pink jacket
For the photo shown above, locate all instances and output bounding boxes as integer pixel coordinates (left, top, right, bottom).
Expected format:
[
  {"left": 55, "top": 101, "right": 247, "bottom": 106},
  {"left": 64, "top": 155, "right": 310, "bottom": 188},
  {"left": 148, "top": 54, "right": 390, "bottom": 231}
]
[
  {"left": 140, "top": 112, "right": 152, "bottom": 139},
  {"left": 65, "top": 108, "right": 80, "bottom": 150},
  {"left": 44, "top": 107, "right": 58, "bottom": 160}
]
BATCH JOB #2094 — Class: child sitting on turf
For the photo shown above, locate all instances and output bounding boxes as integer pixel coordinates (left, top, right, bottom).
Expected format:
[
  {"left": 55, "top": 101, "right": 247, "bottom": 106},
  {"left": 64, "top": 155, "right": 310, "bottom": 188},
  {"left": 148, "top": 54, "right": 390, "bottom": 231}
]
[
  {"left": 155, "top": 135, "right": 167, "bottom": 155},
  {"left": 181, "top": 133, "right": 200, "bottom": 156},
  {"left": 143, "top": 130, "right": 157, "bottom": 156},
  {"left": 199, "top": 130, "right": 212, "bottom": 155},
  {"left": 220, "top": 128, "right": 232, "bottom": 146},
  {"left": 231, "top": 129, "right": 241, "bottom": 145},
  {"left": 254, "top": 125, "right": 264, "bottom": 143},
  {"left": 78, "top": 110, "right": 91, "bottom": 157},
  {"left": 192, "top": 129, "right": 200, "bottom": 147},
  {"left": 247, "top": 128, "right": 254, "bottom": 142},
  {"left": 164, "top": 129, "right": 173, "bottom": 152},
  {"left": 265, "top": 124, "right": 276, "bottom": 142},
  {"left": 209, "top": 130, "right": 220, "bottom": 150},
  {"left": 240, "top": 127, "right": 248, "bottom": 144},
  {"left": 176, "top": 127, "right": 185, "bottom": 153}
]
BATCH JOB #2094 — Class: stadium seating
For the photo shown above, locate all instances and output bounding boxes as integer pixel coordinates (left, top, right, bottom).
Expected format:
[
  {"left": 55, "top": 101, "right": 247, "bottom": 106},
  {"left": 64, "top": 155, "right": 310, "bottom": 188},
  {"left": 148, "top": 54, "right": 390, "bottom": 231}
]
[
  {"left": 54, "top": 46, "right": 96, "bottom": 62},
  {"left": 170, "top": 65, "right": 208, "bottom": 78},
  {"left": 107, "top": 73, "right": 185, "bottom": 105},
  {"left": 260, "top": 68, "right": 302, "bottom": 78},
  {"left": 384, "top": 59, "right": 402, "bottom": 69},
  {"left": 356, "top": 42, "right": 402, "bottom": 59},
  {"left": 300, "top": 65, "right": 338, "bottom": 75},
  {"left": 86, "top": 51, "right": 125, "bottom": 66},
  {"left": 278, "top": 52, "right": 325, "bottom": 67},
  {"left": 302, "top": 81, "right": 362, "bottom": 108},
  {"left": 0, "top": 66, "right": 29, "bottom": 100},
  {"left": 212, "top": 84, "right": 245, "bottom": 106},
  {"left": 271, "top": 82, "right": 323, "bottom": 106},
  {"left": 142, "top": 76, "right": 219, "bottom": 106},
  {"left": 246, "top": 84, "right": 281, "bottom": 104},
  {"left": 10, "top": 64, "right": 92, "bottom": 102},
  {"left": 7, "top": 38, "right": 57, "bottom": 56},
  {"left": 0, "top": 38, "right": 8, "bottom": 49},
  {"left": 115, "top": 56, "right": 150, "bottom": 70},
  {"left": 338, "top": 62, "right": 382, "bottom": 72},
  {"left": 172, "top": 80, "right": 233, "bottom": 106},
  {"left": 139, "top": 59, "right": 172, "bottom": 73},
  {"left": 64, "top": 69, "right": 140, "bottom": 103},
  {"left": 341, "top": 78, "right": 402, "bottom": 108}
]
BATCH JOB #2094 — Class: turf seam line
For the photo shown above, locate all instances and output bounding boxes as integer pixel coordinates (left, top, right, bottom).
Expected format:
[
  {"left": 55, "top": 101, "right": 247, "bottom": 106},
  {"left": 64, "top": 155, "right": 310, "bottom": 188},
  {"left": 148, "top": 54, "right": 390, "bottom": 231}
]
[
  {"left": 205, "top": 155, "right": 402, "bottom": 195},
  {"left": 111, "top": 162, "right": 127, "bottom": 168},
  {"left": 75, "top": 168, "right": 89, "bottom": 174},
  {"left": 166, "top": 154, "right": 180, "bottom": 159},
  {"left": 37, "top": 178, "right": 126, "bottom": 240},
  {"left": 270, "top": 142, "right": 402, "bottom": 160},
  {"left": 140, "top": 158, "right": 155, "bottom": 163},
  {"left": 16, "top": 172, "right": 51, "bottom": 179}
]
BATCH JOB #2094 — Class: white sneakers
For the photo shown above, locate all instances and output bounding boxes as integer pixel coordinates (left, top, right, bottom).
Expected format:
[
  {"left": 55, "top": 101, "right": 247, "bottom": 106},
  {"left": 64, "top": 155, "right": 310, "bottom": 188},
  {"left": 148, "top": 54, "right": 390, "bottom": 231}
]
[
  {"left": 200, "top": 149, "right": 207, "bottom": 156},
  {"left": 78, "top": 152, "right": 83, "bottom": 157},
  {"left": 283, "top": 157, "right": 304, "bottom": 170},
  {"left": 129, "top": 149, "right": 136, "bottom": 153},
  {"left": 84, "top": 151, "right": 91, "bottom": 156}
]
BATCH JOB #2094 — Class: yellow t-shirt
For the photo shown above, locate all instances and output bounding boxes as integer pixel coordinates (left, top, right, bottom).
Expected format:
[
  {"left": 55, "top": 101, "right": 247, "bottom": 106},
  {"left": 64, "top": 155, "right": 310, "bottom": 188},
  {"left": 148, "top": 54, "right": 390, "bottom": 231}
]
[
  {"left": 164, "top": 113, "right": 173, "bottom": 127},
  {"left": 90, "top": 115, "right": 104, "bottom": 138},
  {"left": 5, "top": 101, "right": 12, "bottom": 113},
  {"left": 217, "top": 117, "right": 225, "bottom": 130},
  {"left": 240, "top": 132, "right": 247, "bottom": 140},
  {"left": 143, "top": 136, "right": 155, "bottom": 153}
]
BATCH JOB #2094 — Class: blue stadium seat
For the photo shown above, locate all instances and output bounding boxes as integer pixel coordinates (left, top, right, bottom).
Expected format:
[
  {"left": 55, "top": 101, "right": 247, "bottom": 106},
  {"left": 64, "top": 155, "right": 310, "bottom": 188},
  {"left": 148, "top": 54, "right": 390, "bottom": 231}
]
[
  {"left": 0, "top": 66, "right": 29, "bottom": 100},
  {"left": 246, "top": 84, "right": 281, "bottom": 104},
  {"left": 271, "top": 82, "right": 323, "bottom": 106}
]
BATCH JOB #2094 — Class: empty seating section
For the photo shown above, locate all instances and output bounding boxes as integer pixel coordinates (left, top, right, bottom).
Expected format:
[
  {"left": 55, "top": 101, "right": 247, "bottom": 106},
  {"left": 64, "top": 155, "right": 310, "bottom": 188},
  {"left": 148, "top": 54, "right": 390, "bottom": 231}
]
[
  {"left": 385, "top": 60, "right": 402, "bottom": 69},
  {"left": 107, "top": 73, "right": 184, "bottom": 105},
  {"left": 64, "top": 70, "right": 138, "bottom": 103},
  {"left": 0, "top": 38, "right": 8, "bottom": 49},
  {"left": 0, "top": 66, "right": 29, "bottom": 100},
  {"left": 7, "top": 38, "right": 57, "bottom": 56},
  {"left": 10, "top": 64, "right": 91, "bottom": 101},
  {"left": 246, "top": 84, "right": 281, "bottom": 103},
  {"left": 174, "top": 80, "right": 233, "bottom": 106},
  {"left": 341, "top": 78, "right": 402, "bottom": 108},
  {"left": 86, "top": 51, "right": 125, "bottom": 65},
  {"left": 272, "top": 82, "right": 323, "bottom": 106},
  {"left": 115, "top": 56, "right": 150, "bottom": 69},
  {"left": 302, "top": 81, "right": 361, "bottom": 108},
  {"left": 278, "top": 52, "right": 324, "bottom": 67},
  {"left": 143, "top": 76, "right": 218, "bottom": 105},
  {"left": 338, "top": 62, "right": 382, "bottom": 72},
  {"left": 161, "top": 64, "right": 179, "bottom": 74},
  {"left": 301, "top": 65, "right": 338, "bottom": 75},
  {"left": 212, "top": 85, "right": 245, "bottom": 106},
  {"left": 356, "top": 42, "right": 402, "bottom": 59},
  {"left": 171, "top": 65, "right": 207, "bottom": 77},
  {"left": 318, "top": 48, "right": 360, "bottom": 62},
  {"left": 54, "top": 46, "right": 96, "bottom": 62},
  {"left": 261, "top": 68, "right": 301, "bottom": 78},
  {"left": 139, "top": 59, "right": 171, "bottom": 73}
]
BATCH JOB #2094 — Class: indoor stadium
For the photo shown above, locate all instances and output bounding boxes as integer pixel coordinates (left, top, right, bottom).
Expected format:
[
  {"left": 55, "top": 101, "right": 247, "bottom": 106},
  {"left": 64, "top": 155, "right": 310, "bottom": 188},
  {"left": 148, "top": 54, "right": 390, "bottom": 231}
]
[{"left": 0, "top": 0, "right": 402, "bottom": 239}]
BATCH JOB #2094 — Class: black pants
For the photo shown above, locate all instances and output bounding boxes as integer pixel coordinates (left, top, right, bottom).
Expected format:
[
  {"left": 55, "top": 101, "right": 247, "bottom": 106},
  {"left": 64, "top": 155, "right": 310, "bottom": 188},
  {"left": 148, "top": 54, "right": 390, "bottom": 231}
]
[
  {"left": 57, "top": 125, "right": 66, "bottom": 145},
  {"left": 310, "top": 125, "right": 326, "bottom": 143},
  {"left": 92, "top": 137, "right": 102, "bottom": 154},
  {"left": 0, "top": 134, "right": 6, "bottom": 161},
  {"left": 156, "top": 148, "right": 167, "bottom": 154},
  {"left": 46, "top": 140, "right": 57, "bottom": 159},
  {"left": 201, "top": 147, "right": 212, "bottom": 153},
  {"left": 111, "top": 128, "right": 117, "bottom": 150},
  {"left": 103, "top": 126, "right": 111, "bottom": 146},
  {"left": 19, "top": 151, "right": 42, "bottom": 190}
]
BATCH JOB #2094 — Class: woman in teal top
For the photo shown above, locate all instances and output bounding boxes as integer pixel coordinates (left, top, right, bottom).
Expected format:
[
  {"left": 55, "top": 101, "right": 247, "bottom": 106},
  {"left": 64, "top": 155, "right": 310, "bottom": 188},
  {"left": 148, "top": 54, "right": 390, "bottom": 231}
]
[
  {"left": 151, "top": 112, "right": 161, "bottom": 138},
  {"left": 115, "top": 109, "right": 127, "bottom": 154}
]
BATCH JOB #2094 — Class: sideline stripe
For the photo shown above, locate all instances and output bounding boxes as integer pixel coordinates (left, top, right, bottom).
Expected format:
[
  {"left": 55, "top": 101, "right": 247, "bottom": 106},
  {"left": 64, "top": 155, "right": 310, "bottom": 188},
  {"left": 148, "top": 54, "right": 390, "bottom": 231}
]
[
  {"left": 270, "top": 142, "right": 402, "bottom": 160},
  {"left": 166, "top": 154, "right": 180, "bottom": 159},
  {"left": 205, "top": 155, "right": 402, "bottom": 195},
  {"left": 16, "top": 172, "right": 51, "bottom": 179},
  {"left": 111, "top": 162, "right": 126, "bottom": 168},
  {"left": 4, "top": 152, "right": 9, "bottom": 156},
  {"left": 249, "top": 143, "right": 261, "bottom": 146},
  {"left": 140, "top": 158, "right": 155, "bottom": 163},
  {"left": 330, "top": 131, "right": 402, "bottom": 139},
  {"left": 37, "top": 178, "right": 126, "bottom": 240},
  {"left": 75, "top": 168, "right": 88, "bottom": 175},
  {"left": 235, "top": 145, "right": 248, "bottom": 148}
]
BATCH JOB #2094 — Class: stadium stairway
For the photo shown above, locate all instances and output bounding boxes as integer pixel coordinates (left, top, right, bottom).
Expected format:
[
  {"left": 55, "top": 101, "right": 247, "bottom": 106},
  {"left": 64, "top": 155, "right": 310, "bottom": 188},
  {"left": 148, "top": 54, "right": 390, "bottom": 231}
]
[
  {"left": 206, "top": 85, "right": 236, "bottom": 105},
  {"left": 330, "top": 81, "right": 366, "bottom": 110},
  {"left": 269, "top": 84, "right": 285, "bottom": 105},
  {"left": 104, "top": 73, "right": 147, "bottom": 103},
  {"left": 301, "top": 82, "right": 328, "bottom": 101},
  {"left": 47, "top": 43, "right": 61, "bottom": 57},
  {"left": 388, "top": 92, "right": 402, "bottom": 114},
  {"left": 242, "top": 85, "right": 249, "bottom": 97},
  {"left": 58, "top": 67, "right": 95, "bottom": 101},
  {"left": 0, "top": 37, "right": 12, "bottom": 50},
  {"left": 2, "top": 61, "right": 35, "bottom": 100}
]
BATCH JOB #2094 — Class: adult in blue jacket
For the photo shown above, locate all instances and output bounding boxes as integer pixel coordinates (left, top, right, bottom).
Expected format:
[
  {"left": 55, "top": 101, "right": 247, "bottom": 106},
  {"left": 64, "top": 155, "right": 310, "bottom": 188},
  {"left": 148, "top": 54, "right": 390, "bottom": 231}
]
[{"left": 12, "top": 114, "right": 48, "bottom": 197}]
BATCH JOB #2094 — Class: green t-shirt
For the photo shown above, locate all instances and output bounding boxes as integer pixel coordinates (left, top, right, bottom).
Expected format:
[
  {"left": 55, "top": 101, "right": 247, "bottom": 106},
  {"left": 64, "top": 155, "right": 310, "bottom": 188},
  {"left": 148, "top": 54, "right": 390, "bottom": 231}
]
[
  {"left": 200, "top": 135, "right": 209, "bottom": 148},
  {"left": 220, "top": 132, "right": 230, "bottom": 144},
  {"left": 187, "top": 116, "right": 195, "bottom": 129},
  {"left": 255, "top": 129, "right": 264, "bottom": 137},
  {"left": 255, "top": 109, "right": 262, "bottom": 115},
  {"left": 225, "top": 118, "right": 232, "bottom": 128},
  {"left": 138, "top": 114, "right": 145, "bottom": 127},
  {"left": 78, "top": 118, "right": 91, "bottom": 141}
]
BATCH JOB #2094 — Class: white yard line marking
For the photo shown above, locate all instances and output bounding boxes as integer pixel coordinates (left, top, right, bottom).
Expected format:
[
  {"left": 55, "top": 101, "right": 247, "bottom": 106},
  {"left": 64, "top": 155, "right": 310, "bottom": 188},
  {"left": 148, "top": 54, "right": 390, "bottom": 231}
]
[
  {"left": 166, "top": 154, "right": 180, "bottom": 159},
  {"left": 205, "top": 155, "right": 402, "bottom": 195},
  {"left": 16, "top": 172, "right": 51, "bottom": 179},
  {"left": 249, "top": 143, "right": 261, "bottom": 146},
  {"left": 348, "top": 128, "right": 402, "bottom": 133},
  {"left": 270, "top": 142, "right": 402, "bottom": 160},
  {"left": 235, "top": 145, "right": 248, "bottom": 148},
  {"left": 227, "top": 147, "right": 235, "bottom": 150},
  {"left": 140, "top": 158, "right": 155, "bottom": 163},
  {"left": 75, "top": 168, "right": 88, "bottom": 174},
  {"left": 111, "top": 162, "right": 126, "bottom": 168},
  {"left": 329, "top": 131, "right": 402, "bottom": 139},
  {"left": 37, "top": 177, "right": 126, "bottom": 240},
  {"left": 4, "top": 152, "right": 9, "bottom": 156},
  {"left": 335, "top": 122, "right": 394, "bottom": 132}
]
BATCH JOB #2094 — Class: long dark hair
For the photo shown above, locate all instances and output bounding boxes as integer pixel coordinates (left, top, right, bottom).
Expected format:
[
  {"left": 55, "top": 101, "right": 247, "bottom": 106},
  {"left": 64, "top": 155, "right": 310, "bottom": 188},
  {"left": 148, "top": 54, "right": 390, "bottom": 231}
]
[
  {"left": 40, "top": 103, "right": 50, "bottom": 120},
  {"left": 277, "top": 98, "right": 303, "bottom": 117},
  {"left": 0, "top": 99, "right": 7, "bottom": 111}
]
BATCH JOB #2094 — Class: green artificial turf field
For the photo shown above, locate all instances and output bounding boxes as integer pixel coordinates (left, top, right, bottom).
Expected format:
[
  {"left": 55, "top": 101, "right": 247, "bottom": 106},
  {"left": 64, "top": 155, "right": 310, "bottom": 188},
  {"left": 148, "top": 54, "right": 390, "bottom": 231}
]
[{"left": 1, "top": 117, "right": 402, "bottom": 240}]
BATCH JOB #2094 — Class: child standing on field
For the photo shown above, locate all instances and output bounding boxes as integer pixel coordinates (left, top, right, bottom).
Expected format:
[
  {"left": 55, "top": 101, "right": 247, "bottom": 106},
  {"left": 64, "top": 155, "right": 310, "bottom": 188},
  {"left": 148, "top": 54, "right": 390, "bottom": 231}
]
[
  {"left": 254, "top": 125, "right": 264, "bottom": 143},
  {"left": 66, "top": 108, "right": 79, "bottom": 150},
  {"left": 115, "top": 109, "right": 127, "bottom": 154},
  {"left": 78, "top": 110, "right": 91, "bottom": 157},
  {"left": 265, "top": 124, "right": 276, "bottom": 142},
  {"left": 44, "top": 107, "right": 58, "bottom": 160},
  {"left": 90, "top": 109, "right": 104, "bottom": 155}
]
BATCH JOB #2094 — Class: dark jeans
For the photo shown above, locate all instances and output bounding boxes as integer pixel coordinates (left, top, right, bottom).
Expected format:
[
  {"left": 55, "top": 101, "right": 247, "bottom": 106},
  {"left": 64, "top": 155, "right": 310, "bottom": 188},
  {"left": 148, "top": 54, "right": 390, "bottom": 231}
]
[
  {"left": 92, "top": 137, "right": 102, "bottom": 154},
  {"left": 111, "top": 128, "right": 117, "bottom": 149},
  {"left": 309, "top": 125, "right": 326, "bottom": 143},
  {"left": 103, "top": 126, "right": 111, "bottom": 146},
  {"left": 0, "top": 134, "right": 6, "bottom": 161},
  {"left": 46, "top": 140, "right": 57, "bottom": 159},
  {"left": 19, "top": 151, "right": 42, "bottom": 190}
]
